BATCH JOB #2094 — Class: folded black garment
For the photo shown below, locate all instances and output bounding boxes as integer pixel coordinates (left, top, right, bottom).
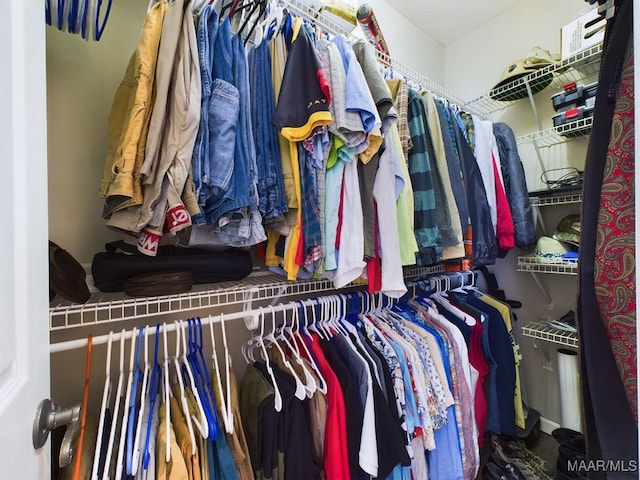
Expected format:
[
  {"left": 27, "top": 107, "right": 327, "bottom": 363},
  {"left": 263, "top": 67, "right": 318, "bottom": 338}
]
[{"left": 92, "top": 241, "right": 253, "bottom": 293}]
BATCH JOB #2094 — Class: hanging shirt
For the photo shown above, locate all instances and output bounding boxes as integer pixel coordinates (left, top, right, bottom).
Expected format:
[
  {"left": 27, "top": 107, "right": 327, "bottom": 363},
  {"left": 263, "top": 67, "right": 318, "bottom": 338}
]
[
  {"left": 307, "top": 333, "right": 351, "bottom": 480},
  {"left": 472, "top": 117, "right": 498, "bottom": 234},
  {"left": 423, "top": 93, "right": 465, "bottom": 260},
  {"left": 169, "top": 396, "right": 201, "bottom": 480},
  {"left": 477, "top": 293, "right": 524, "bottom": 429},
  {"left": 100, "top": 0, "right": 167, "bottom": 216},
  {"left": 316, "top": 39, "right": 366, "bottom": 148},
  {"left": 407, "top": 89, "right": 441, "bottom": 265},
  {"left": 332, "top": 152, "right": 366, "bottom": 288},
  {"left": 156, "top": 402, "right": 190, "bottom": 480},
  {"left": 323, "top": 137, "right": 352, "bottom": 272},
  {"left": 330, "top": 35, "right": 381, "bottom": 137}
]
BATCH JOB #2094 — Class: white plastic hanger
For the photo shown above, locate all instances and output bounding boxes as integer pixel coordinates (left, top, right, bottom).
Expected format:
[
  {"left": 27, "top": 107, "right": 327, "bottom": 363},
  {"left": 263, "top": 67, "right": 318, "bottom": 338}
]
[
  {"left": 130, "top": 326, "right": 150, "bottom": 477},
  {"left": 173, "top": 321, "right": 197, "bottom": 454},
  {"left": 178, "top": 319, "right": 209, "bottom": 439},
  {"left": 255, "top": 307, "right": 283, "bottom": 412},
  {"left": 209, "top": 313, "right": 234, "bottom": 435},
  {"left": 295, "top": 301, "right": 328, "bottom": 394},
  {"left": 114, "top": 327, "right": 138, "bottom": 480},
  {"left": 276, "top": 306, "right": 316, "bottom": 397},
  {"left": 264, "top": 306, "right": 306, "bottom": 400},
  {"left": 101, "top": 329, "right": 126, "bottom": 480},
  {"left": 90, "top": 331, "right": 114, "bottom": 480},
  {"left": 307, "top": 300, "right": 326, "bottom": 339}
]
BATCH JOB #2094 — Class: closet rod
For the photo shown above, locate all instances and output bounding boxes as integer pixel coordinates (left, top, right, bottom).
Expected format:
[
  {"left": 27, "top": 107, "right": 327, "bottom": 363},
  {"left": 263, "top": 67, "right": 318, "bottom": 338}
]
[
  {"left": 50, "top": 299, "right": 305, "bottom": 354},
  {"left": 50, "top": 270, "right": 475, "bottom": 354}
]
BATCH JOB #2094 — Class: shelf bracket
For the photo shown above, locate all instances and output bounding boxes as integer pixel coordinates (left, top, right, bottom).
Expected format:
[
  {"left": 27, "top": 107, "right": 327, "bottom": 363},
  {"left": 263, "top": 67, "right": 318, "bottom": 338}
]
[
  {"left": 524, "top": 80, "right": 552, "bottom": 186},
  {"left": 528, "top": 271, "right": 554, "bottom": 310}
]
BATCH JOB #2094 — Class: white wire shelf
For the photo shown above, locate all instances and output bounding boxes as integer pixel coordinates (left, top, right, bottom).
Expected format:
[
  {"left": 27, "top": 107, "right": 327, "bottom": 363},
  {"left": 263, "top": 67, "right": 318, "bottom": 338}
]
[
  {"left": 521, "top": 321, "right": 579, "bottom": 348},
  {"left": 529, "top": 194, "right": 582, "bottom": 206},
  {"left": 517, "top": 257, "right": 578, "bottom": 275},
  {"left": 517, "top": 116, "right": 593, "bottom": 147},
  {"left": 467, "top": 43, "right": 602, "bottom": 115},
  {"left": 49, "top": 265, "right": 445, "bottom": 332}
]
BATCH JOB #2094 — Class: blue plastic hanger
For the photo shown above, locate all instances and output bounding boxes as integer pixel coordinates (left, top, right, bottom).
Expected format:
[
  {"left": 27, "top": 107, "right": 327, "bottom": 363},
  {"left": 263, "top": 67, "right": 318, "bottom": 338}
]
[
  {"left": 187, "top": 318, "right": 217, "bottom": 440},
  {"left": 142, "top": 324, "right": 161, "bottom": 470},
  {"left": 67, "top": 0, "right": 80, "bottom": 33},
  {"left": 94, "top": 0, "right": 113, "bottom": 41},
  {"left": 126, "top": 326, "right": 144, "bottom": 475},
  {"left": 194, "top": 318, "right": 221, "bottom": 432}
]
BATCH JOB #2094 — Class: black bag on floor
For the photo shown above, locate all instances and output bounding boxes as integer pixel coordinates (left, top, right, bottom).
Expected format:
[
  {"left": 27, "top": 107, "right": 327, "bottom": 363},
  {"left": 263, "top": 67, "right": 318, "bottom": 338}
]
[{"left": 91, "top": 241, "right": 253, "bottom": 293}]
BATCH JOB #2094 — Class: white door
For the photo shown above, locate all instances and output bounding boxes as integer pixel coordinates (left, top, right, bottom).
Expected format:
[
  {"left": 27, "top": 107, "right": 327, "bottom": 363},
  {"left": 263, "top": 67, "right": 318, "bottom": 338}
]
[{"left": 0, "top": 0, "right": 51, "bottom": 479}]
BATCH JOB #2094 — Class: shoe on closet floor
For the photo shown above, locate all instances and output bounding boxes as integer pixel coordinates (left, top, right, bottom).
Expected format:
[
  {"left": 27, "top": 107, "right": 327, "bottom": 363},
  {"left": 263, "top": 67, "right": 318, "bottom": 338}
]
[{"left": 49, "top": 240, "right": 90, "bottom": 304}]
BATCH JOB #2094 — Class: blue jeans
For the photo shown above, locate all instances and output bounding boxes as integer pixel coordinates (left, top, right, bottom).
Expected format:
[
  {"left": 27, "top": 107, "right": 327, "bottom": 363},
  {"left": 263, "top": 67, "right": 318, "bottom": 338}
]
[
  {"left": 201, "top": 33, "right": 258, "bottom": 228},
  {"left": 192, "top": 5, "right": 218, "bottom": 223},
  {"left": 253, "top": 41, "right": 287, "bottom": 221}
]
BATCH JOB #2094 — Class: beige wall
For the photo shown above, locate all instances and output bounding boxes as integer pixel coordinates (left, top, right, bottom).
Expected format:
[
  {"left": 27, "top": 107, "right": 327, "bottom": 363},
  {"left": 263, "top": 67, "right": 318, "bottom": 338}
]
[{"left": 445, "top": 0, "right": 595, "bottom": 429}]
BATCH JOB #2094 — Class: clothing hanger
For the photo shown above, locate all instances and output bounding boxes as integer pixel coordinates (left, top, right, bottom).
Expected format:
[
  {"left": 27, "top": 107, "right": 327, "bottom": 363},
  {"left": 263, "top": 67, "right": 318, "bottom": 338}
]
[
  {"left": 317, "top": 298, "right": 334, "bottom": 338},
  {"left": 255, "top": 307, "right": 283, "bottom": 412},
  {"left": 186, "top": 318, "right": 218, "bottom": 440},
  {"left": 209, "top": 313, "right": 234, "bottom": 435},
  {"left": 178, "top": 320, "right": 210, "bottom": 440},
  {"left": 172, "top": 321, "right": 197, "bottom": 454},
  {"left": 192, "top": 318, "right": 221, "bottom": 436},
  {"left": 238, "top": 0, "right": 267, "bottom": 40},
  {"left": 101, "top": 329, "right": 126, "bottom": 480},
  {"left": 130, "top": 326, "right": 151, "bottom": 477},
  {"left": 70, "top": 335, "right": 93, "bottom": 480},
  {"left": 93, "top": 0, "right": 113, "bottom": 41},
  {"left": 125, "top": 326, "right": 145, "bottom": 476},
  {"left": 294, "top": 301, "right": 328, "bottom": 394},
  {"left": 161, "top": 323, "right": 171, "bottom": 463},
  {"left": 142, "top": 324, "right": 162, "bottom": 470},
  {"left": 264, "top": 305, "right": 307, "bottom": 400},
  {"left": 275, "top": 305, "right": 316, "bottom": 397},
  {"left": 90, "top": 331, "right": 113, "bottom": 480},
  {"left": 306, "top": 299, "right": 325, "bottom": 339},
  {"left": 114, "top": 327, "right": 138, "bottom": 480},
  {"left": 255, "top": 0, "right": 282, "bottom": 43}
]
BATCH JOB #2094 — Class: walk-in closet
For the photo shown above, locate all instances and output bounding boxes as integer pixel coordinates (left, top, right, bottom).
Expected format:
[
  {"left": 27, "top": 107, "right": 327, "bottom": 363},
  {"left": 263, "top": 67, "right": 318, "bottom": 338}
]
[{"left": 1, "top": 0, "right": 636, "bottom": 479}]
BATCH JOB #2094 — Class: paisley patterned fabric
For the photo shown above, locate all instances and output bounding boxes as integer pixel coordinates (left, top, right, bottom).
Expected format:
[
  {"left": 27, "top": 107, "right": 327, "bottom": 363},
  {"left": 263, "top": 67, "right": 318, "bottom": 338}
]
[{"left": 594, "top": 39, "right": 637, "bottom": 421}]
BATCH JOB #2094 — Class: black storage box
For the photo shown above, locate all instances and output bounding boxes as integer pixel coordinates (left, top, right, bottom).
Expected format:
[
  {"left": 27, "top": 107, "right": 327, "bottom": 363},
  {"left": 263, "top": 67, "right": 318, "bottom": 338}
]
[
  {"left": 92, "top": 242, "right": 253, "bottom": 293},
  {"left": 551, "top": 82, "right": 597, "bottom": 112},
  {"left": 552, "top": 105, "right": 594, "bottom": 137}
]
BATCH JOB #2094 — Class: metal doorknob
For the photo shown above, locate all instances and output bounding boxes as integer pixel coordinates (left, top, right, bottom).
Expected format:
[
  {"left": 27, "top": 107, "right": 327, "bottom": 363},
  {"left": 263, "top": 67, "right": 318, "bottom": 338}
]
[{"left": 33, "top": 398, "right": 81, "bottom": 468}]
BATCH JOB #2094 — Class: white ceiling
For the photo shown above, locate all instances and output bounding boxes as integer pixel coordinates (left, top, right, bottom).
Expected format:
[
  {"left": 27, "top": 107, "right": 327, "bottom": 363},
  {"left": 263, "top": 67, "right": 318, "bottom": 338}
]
[{"left": 384, "top": 0, "right": 521, "bottom": 46}]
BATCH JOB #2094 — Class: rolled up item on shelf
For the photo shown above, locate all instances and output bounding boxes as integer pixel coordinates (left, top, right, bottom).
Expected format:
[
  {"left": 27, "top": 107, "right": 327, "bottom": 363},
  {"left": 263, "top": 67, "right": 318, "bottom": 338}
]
[{"left": 557, "top": 348, "right": 583, "bottom": 433}]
